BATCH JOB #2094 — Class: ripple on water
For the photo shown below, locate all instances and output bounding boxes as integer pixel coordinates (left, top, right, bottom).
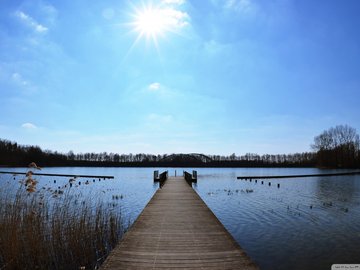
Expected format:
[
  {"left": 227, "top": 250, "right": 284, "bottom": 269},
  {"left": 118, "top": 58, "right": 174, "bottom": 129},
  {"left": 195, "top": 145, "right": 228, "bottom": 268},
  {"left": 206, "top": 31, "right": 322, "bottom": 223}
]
[{"left": 194, "top": 169, "right": 360, "bottom": 270}]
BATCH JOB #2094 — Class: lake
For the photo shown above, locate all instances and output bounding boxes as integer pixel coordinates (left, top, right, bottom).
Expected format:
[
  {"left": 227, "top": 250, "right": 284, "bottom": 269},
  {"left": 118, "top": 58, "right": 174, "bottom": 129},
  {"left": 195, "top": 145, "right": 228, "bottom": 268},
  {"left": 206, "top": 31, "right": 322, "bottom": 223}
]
[{"left": 1, "top": 167, "right": 360, "bottom": 269}]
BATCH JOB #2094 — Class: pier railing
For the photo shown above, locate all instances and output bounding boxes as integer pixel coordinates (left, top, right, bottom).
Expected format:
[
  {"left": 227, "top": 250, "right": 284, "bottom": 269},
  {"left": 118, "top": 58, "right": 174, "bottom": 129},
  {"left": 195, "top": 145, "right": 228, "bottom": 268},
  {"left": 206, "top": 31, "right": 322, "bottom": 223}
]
[
  {"left": 184, "top": 170, "right": 197, "bottom": 186},
  {"left": 154, "top": 170, "right": 168, "bottom": 188},
  {"left": 153, "top": 170, "right": 159, "bottom": 180}
]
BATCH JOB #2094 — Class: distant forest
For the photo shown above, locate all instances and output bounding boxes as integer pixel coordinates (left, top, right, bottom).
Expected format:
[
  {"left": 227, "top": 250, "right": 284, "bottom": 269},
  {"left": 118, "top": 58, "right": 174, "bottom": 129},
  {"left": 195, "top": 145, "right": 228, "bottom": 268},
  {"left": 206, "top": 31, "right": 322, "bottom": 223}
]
[{"left": 1, "top": 125, "right": 359, "bottom": 168}]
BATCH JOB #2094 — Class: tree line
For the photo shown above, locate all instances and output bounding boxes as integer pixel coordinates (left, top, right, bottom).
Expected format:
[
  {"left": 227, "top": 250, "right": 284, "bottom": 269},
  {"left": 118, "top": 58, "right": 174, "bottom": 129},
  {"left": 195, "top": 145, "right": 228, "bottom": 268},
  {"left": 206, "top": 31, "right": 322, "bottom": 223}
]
[
  {"left": 0, "top": 124, "right": 359, "bottom": 168},
  {"left": 312, "top": 125, "right": 360, "bottom": 168},
  {"left": 0, "top": 139, "right": 316, "bottom": 167}
]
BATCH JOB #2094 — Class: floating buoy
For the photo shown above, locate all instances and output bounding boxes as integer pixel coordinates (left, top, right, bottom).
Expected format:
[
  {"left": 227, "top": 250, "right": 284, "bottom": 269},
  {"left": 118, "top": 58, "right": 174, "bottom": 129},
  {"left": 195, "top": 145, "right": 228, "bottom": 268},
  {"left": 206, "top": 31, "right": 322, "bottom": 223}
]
[
  {"left": 54, "top": 180, "right": 56, "bottom": 183},
  {"left": 79, "top": 181, "right": 81, "bottom": 185}
]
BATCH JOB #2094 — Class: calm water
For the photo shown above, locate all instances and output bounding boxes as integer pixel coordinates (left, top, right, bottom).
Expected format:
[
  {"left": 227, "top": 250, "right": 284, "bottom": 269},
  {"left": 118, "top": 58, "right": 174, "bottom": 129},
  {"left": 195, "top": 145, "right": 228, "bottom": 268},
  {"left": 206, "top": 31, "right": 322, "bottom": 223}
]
[
  {"left": 193, "top": 168, "right": 360, "bottom": 270},
  {"left": 1, "top": 167, "right": 360, "bottom": 269}
]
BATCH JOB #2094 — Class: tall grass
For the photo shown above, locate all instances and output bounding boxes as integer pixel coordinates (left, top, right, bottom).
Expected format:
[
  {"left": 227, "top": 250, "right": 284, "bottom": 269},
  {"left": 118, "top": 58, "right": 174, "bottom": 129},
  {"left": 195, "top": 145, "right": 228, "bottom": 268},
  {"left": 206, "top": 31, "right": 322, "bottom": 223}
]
[{"left": 0, "top": 168, "right": 125, "bottom": 269}]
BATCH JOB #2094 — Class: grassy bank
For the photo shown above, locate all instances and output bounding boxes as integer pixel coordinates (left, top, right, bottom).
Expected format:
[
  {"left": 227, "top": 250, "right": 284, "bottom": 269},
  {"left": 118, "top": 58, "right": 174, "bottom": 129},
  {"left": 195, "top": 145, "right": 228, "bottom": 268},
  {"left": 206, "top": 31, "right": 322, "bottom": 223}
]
[{"left": 0, "top": 173, "right": 125, "bottom": 269}]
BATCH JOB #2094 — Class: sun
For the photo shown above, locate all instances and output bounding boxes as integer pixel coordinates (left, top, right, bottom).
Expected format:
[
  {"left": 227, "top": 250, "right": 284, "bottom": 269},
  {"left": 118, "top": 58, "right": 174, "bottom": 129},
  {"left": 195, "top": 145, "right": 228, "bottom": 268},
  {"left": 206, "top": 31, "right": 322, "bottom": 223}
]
[
  {"left": 135, "top": 8, "right": 166, "bottom": 37},
  {"left": 133, "top": 6, "right": 168, "bottom": 41},
  {"left": 126, "top": 2, "right": 189, "bottom": 53}
]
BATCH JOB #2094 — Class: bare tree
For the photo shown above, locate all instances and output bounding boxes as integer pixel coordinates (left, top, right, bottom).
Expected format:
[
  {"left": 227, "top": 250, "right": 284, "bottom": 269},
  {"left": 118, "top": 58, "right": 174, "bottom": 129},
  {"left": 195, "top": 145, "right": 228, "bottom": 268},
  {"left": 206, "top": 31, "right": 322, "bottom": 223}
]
[{"left": 312, "top": 125, "right": 360, "bottom": 168}]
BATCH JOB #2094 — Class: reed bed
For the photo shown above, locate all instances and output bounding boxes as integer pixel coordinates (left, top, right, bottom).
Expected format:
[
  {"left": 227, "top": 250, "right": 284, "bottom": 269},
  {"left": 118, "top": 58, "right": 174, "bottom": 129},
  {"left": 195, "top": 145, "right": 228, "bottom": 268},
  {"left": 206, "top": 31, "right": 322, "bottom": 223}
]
[{"left": 0, "top": 166, "right": 125, "bottom": 270}]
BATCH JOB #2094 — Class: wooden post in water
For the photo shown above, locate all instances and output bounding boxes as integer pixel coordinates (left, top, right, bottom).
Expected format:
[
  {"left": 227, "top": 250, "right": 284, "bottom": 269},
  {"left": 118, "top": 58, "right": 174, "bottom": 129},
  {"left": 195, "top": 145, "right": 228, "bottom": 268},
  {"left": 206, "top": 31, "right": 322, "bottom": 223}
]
[
  {"left": 192, "top": 170, "right": 197, "bottom": 179},
  {"left": 153, "top": 170, "right": 159, "bottom": 180}
]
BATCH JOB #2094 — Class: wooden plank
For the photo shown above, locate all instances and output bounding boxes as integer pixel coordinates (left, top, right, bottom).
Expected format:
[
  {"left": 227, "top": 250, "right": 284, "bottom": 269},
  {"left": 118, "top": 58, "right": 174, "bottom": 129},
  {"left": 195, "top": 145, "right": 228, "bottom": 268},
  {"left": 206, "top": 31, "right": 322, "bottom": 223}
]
[
  {"left": 102, "top": 176, "right": 258, "bottom": 270},
  {"left": 0, "top": 170, "right": 114, "bottom": 179},
  {"left": 237, "top": 171, "right": 360, "bottom": 179}
]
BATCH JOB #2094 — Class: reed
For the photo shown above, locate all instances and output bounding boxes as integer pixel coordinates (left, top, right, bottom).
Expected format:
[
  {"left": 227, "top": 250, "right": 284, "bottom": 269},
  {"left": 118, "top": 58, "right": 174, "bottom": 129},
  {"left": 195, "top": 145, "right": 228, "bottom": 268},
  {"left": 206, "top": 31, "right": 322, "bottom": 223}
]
[{"left": 0, "top": 173, "right": 125, "bottom": 269}]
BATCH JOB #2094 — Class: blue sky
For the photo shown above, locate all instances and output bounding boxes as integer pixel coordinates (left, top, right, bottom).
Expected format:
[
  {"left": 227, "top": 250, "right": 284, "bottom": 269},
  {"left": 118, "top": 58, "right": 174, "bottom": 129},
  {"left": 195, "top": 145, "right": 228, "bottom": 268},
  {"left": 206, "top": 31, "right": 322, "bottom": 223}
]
[{"left": 1, "top": 0, "right": 360, "bottom": 155}]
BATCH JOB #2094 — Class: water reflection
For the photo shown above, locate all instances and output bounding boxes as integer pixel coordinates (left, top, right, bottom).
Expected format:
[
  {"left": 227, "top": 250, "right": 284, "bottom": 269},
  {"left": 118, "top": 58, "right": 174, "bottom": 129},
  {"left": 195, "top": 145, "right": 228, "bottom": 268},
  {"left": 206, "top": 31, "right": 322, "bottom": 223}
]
[{"left": 316, "top": 176, "right": 357, "bottom": 204}]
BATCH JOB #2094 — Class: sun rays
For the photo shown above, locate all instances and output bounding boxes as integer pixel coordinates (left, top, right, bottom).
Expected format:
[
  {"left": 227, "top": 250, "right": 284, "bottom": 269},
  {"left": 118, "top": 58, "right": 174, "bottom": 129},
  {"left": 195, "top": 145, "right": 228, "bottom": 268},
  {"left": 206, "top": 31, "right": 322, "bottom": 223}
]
[
  {"left": 128, "top": 1, "right": 189, "bottom": 51},
  {"left": 134, "top": 7, "right": 168, "bottom": 39}
]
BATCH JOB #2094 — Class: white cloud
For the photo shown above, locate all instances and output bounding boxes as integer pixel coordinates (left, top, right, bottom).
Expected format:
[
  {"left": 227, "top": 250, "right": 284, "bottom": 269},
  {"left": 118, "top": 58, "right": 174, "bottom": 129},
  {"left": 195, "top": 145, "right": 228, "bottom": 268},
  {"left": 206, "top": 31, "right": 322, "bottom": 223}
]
[
  {"left": 147, "top": 113, "right": 173, "bottom": 124},
  {"left": 138, "top": 7, "right": 189, "bottom": 30},
  {"left": 162, "top": 8, "right": 189, "bottom": 28},
  {"left": 162, "top": 0, "right": 186, "bottom": 5},
  {"left": 22, "top": 123, "right": 37, "bottom": 129},
  {"left": 11, "top": 72, "right": 38, "bottom": 93},
  {"left": 203, "top": 39, "right": 231, "bottom": 55},
  {"left": 144, "top": 82, "right": 178, "bottom": 99},
  {"left": 224, "top": 0, "right": 257, "bottom": 14},
  {"left": 15, "top": 11, "right": 48, "bottom": 33},
  {"left": 12, "top": 72, "right": 29, "bottom": 86},
  {"left": 211, "top": 0, "right": 258, "bottom": 15},
  {"left": 149, "top": 82, "right": 161, "bottom": 90}
]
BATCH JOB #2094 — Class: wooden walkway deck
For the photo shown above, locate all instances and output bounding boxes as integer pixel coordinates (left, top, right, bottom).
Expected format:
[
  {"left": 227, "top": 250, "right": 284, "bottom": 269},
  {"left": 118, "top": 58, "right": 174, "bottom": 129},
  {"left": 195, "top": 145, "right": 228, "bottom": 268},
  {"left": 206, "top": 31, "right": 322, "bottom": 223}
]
[
  {"left": 237, "top": 171, "right": 360, "bottom": 180},
  {"left": 102, "top": 176, "right": 258, "bottom": 270}
]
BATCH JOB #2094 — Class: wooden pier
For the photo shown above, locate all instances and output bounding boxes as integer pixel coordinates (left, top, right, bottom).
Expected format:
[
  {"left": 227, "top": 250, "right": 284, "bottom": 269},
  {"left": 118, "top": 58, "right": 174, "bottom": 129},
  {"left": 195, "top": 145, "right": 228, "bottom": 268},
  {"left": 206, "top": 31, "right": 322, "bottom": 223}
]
[
  {"left": 102, "top": 176, "right": 258, "bottom": 270},
  {"left": 0, "top": 170, "right": 114, "bottom": 179},
  {"left": 237, "top": 171, "right": 360, "bottom": 180}
]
